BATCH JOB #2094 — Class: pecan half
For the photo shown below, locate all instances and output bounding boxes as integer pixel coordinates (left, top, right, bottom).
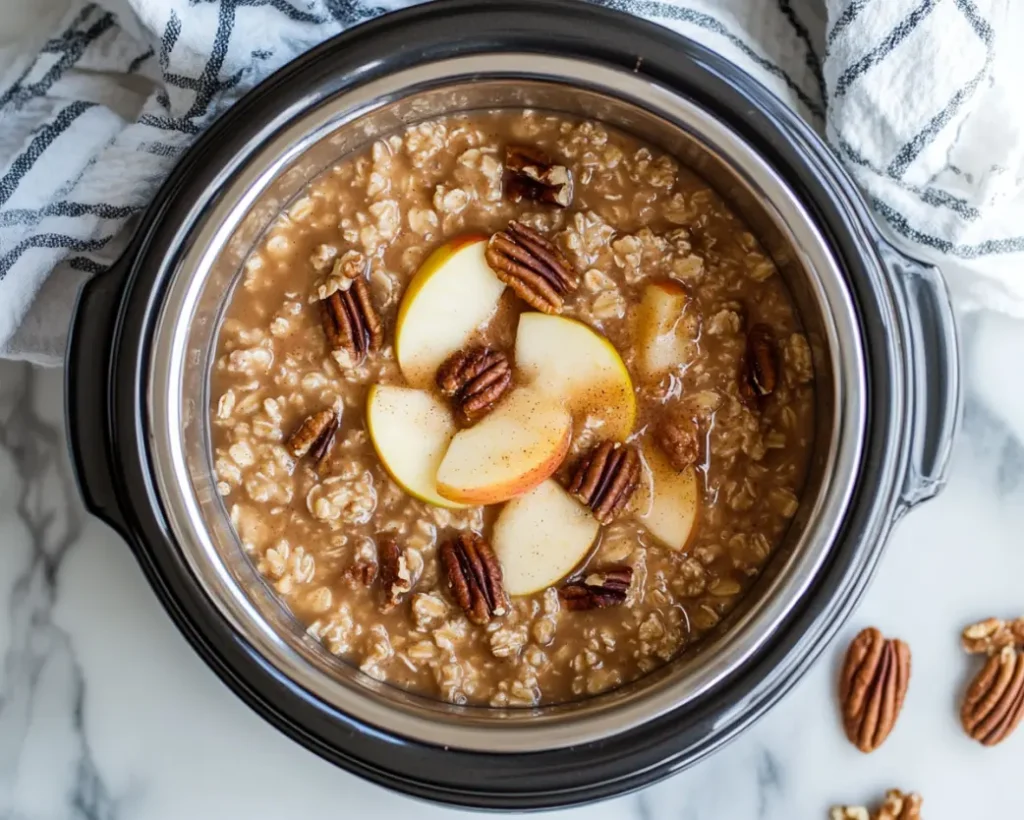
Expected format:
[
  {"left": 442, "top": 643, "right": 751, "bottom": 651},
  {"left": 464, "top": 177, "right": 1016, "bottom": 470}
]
[
  {"left": 485, "top": 221, "right": 578, "bottom": 314},
  {"left": 439, "top": 533, "right": 507, "bottom": 626},
  {"left": 378, "top": 534, "right": 412, "bottom": 613},
  {"left": 961, "top": 645, "right": 1024, "bottom": 746},
  {"left": 839, "top": 627, "right": 911, "bottom": 753},
  {"left": 504, "top": 144, "right": 573, "bottom": 208},
  {"left": 559, "top": 567, "right": 633, "bottom": 611},
  {"left": 567, "top": 441, "right": 641, "bottom": 525},
  {"left": 319, "top": 277, "right": 383, "bottom": 367},
  {"left": 655, "top": 415, "right": 700, "bottom": 471},
  {"left": 831, "top": 789, "right": 923, "bottom": 820},
  {"left": 286, "top": 409, "right": 339, "bottom": 464},
  {"left": 962, "top": 616, "right": 1024, "bottom": 655},
  {"left": 738, "top": 323, "right": 778, "bottom": 408},
  {"left": 436, "top": 346, "right": 512, "bottom": 423}
]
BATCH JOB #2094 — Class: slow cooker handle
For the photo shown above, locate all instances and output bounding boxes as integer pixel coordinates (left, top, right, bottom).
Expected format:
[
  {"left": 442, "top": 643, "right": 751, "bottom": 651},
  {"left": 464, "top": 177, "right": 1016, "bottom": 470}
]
[
  {"left": 884, "top": 245, "right": 962, "bottom": 512},
  {"left": 66, "top": 265, "right": 129, "bottom": 539}
]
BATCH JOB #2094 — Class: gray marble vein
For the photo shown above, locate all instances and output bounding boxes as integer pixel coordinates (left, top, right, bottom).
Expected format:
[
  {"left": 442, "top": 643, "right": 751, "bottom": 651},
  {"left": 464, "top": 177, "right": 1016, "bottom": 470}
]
[{"left": 0, "top": 364, "right": 115, "bottom": 820}]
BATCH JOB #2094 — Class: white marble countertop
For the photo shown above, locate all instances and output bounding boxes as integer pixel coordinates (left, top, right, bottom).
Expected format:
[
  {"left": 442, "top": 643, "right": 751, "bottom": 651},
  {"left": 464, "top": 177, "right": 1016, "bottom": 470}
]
[{"left": 1, "top": 308, "right": 1023, "bottom": 818}]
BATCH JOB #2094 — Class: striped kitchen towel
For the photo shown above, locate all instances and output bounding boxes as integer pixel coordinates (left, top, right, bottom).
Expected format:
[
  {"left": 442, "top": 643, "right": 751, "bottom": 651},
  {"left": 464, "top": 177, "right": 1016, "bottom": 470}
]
[{"left": 0, "top": 0, "right": 1019, "bottom": 367}]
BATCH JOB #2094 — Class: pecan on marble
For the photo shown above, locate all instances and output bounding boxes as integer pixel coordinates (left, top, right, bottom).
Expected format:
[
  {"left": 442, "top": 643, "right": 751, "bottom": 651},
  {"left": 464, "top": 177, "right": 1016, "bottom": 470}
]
[
  {"left": 485, "top": 221, "right": 578, "bottom": 314},
  {"left": 961, "top": 616, "right": 1024, "bottom": 655},
  {"left": 439, "top": 533, "right": 507, "bottom": 626},
  {"left": 286, "top": 408, "right": 340, "bottom": 465},
  {"left": 830, "top": 789, "right": 923, "bottom": 820},
  {"left": 961, "top": 644, "right": 1024, "bottom": 746},
  {"left": 503, "top": 144, "right": 573, "bottom": 208},
  {"left": 559, "top": 566, "right": 633, "bottom": 611},
  {"left": 436, "top": 346, "right": 512, "bottom": 424},
  {"left": 319, "top": 277, "right": 384, "bottom": 367},
  {"left": 567, "top": 441, "right": 641, "bottom": 525},
  {"left": 378, "top": 534, "right": 412, "bottom": 613},
  {"left": 738, "top": 323, "right": 779, "bottom": 408},
  {"left": 839, "top": 627, "right": 911, "bottom": 753}
]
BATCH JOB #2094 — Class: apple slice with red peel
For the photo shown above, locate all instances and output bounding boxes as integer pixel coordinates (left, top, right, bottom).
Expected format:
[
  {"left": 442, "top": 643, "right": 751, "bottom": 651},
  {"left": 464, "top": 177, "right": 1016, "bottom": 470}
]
[
  {"left": 395, "top": 235, "right": 507, "bottom": 387},
  {"left": 436, "top": 387, "right": 572, "bottom": 505},
  {"left": 635, "top": 442, "right": 700, "bottom": 551},
  {"left": 492, "top": 479, "right": 600, "bottom": 596},
  {"left": 634, "top": 280, "right": 700, "bottom": 381},
  {"left": 514, "top": 312, "right": 636, "bottom": 441},
  {"left": 366, "top": 385, "right": 467, "bottom": 509}
]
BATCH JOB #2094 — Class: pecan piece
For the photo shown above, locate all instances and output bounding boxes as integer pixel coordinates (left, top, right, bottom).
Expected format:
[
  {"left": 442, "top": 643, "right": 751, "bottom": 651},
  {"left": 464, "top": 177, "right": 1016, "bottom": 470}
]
[
  {"left": 344, "top": 560, "right": 377, "bottom": 587},
  {"left": 655, "top": 415, "right": 700, "bottom": 471},
  {"left": 738, "top": 323, "right": 778, "bottom": 408},
  {"left": 485, "top": 221, "right": 578, "bottom": 314},
  {"left": 559, "top": 567, "right": 633, "bottom": 611},
  {"left": 961, "top": 645, "right": 1024, "bottom": 746},
  {"left": 962, "top": 616, "right": 1024, "bottom": 655},
  {"left": 343, "top": 538, "right": 378, "bottom": 586},
  {"left": 436, "top": 346, "right": 512, "bottom": 423},
  {"left": 286, "top": 409, "right": 339, "bottom": 464},
  {"left": 378, "top": 534, "right": 412, "bottom": 613},
  {"left": 439, "top": 533, "right": 507, "bottom": 626},
  {"left": 831, "top": 789, "right": 923, "bottom": 820},
  {"left": 504, "top": 144, "right": 573, "bottom": 208},
  {"left": 567, "top": 441, "right": 641, "bottom": 524},
  {"left": 839, "top": 627, "right": 911, "bottom": 753},
  {"left": 319, "top": 277, "right": 384, "bottom": 367}
]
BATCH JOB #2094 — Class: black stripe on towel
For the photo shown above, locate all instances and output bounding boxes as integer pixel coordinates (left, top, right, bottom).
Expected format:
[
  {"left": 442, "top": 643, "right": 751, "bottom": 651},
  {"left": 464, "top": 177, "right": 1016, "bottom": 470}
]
[
  {"left": 0, "top": 102, "right": 97, "bottom": 208},
  {"left": 127, "top": 47, "right": 156, "bottom": 74},
  {"left": 0, "top": 232, "right": 115, "bottom": 280},
  {"left": 138, "top": 113, "right": 203, "bottom": 135},
  {"left": 0, "top": 202, "right": 141, "bottom": 228},
  {"left": 776, "top": 0, "right": 827, "bottom": 105},
  {"left": 886, "top": 68, "right": 987, "bottom": 178},
  {"left": 321, "top": 0, "right": 390, "bottom": 25},
  {"left": 67, "top": 256, "right": 110, "bottom": 275},
  {"left": 826, "top": 0, "right": 871, "bottom": 50},
  {"left": 0, "top": 11, "right": 116, "bottom": 111},
  {"left": 954, "top": 0, "right": 995, "bottom": 41},
  {"left": 885, "top": 0, "right": 995, "bottom": 177},
  {"left": 871, "top": 197, "right": 1024, "bottom": 258},
  {"left": 158, "top": 9, "right": 182, "bottom": 71},
  {"left": 40, "top": 3, "right": 101, "bottom": 51},
  {"left": 241, "top": 0, "right": 327, "bottom": 25},
  {"left": 834, "top": 0, "right": 939, "bottom": 98},
  {"left": 588, "top": 0, "right": 825, "bottom": 118},
  {"left": 838, "top": 138, "right": 981, "bottom": 221}
]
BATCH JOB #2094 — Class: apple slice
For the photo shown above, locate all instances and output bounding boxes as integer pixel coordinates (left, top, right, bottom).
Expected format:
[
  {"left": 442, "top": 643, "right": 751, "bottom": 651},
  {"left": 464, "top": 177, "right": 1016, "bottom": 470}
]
[
  {"left": 395, "top": 235, "right": 507, "bottom": 387},
  {"left": 492, "top": 479, "right": 600, "bottom": 596},
  {"left": 436, "top": 387, "right": 571, "bottom": 505},
  {"left": 514, "top": 312, "right": 636, "bottom": 441},
  {"left": 366, "top": 385, "right": 467, "bottom": 509},
  {"left": 634, "top": 280, "right": 699, "bottom": 380},
  {"left": 635, "top": 442, "right": 700, "bottom": 551}
]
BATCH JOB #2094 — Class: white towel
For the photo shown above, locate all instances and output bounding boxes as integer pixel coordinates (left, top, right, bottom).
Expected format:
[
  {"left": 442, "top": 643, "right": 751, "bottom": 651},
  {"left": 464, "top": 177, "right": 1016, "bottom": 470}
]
[{"left": 1, "top": 2, "right": 1020, "bottom": 423}]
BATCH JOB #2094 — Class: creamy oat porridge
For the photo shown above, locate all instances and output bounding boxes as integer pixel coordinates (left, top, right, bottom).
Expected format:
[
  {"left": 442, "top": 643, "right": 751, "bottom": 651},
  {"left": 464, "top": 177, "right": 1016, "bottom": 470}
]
[{"left": 210, "top": 110, "right": 815, "bottom": 706}]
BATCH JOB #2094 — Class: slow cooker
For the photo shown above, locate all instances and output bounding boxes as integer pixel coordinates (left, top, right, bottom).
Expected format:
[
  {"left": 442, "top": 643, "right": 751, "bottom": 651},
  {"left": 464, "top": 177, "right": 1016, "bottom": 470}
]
[{"left": 65, "top": 0, "right": 961, "bottom": 809}]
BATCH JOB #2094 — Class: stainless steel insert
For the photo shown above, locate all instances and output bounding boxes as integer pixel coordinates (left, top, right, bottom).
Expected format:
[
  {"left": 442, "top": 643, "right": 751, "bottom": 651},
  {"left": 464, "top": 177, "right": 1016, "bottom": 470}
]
[{"left": 146, "top": 54, "right": 867, "bottom": 752}]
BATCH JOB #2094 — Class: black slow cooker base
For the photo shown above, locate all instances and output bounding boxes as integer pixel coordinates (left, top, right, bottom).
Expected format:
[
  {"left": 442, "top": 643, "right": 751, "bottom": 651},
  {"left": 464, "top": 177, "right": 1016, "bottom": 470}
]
[{"left": 68, "top": 0, "right": 914, "bottom": 807}]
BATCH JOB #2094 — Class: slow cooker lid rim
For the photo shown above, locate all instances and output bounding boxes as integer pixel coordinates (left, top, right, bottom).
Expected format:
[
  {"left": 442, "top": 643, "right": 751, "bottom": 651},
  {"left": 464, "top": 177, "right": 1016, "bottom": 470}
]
[{"left": 96, "top": 4, "right": 909, "bottom": 798}]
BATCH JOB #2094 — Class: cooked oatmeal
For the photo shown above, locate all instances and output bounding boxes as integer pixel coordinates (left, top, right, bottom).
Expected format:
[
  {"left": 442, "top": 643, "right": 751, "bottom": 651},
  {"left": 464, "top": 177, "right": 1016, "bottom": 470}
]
[{"left": 211, "top": 110, "right": 815, "bottom": 706}]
